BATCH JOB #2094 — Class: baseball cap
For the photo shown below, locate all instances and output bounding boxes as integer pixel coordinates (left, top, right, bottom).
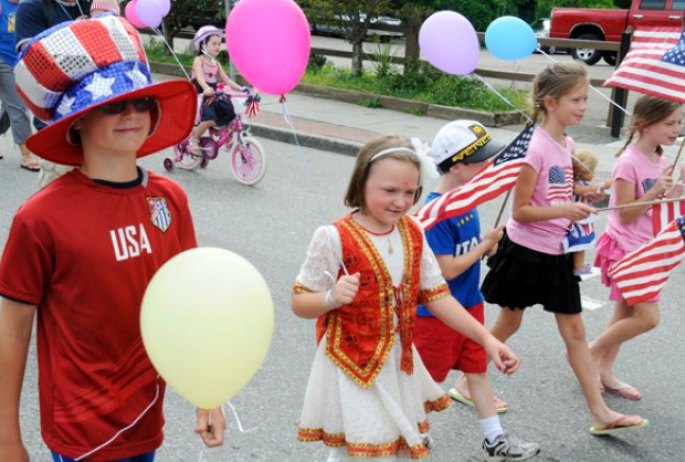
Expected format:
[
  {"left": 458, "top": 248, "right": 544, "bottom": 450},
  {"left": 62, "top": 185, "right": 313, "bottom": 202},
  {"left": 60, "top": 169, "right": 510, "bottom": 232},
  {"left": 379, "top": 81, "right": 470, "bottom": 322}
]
[{"left": 431, "top": 120, "right": 506, "bottom": 172}]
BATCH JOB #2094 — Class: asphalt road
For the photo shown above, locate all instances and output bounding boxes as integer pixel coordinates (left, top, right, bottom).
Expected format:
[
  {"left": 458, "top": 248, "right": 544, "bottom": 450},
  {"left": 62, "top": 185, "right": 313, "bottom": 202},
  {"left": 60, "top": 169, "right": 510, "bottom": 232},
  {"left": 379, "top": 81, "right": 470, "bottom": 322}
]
[{"left": 1, "top": 135, "right": 684, "bottom": 462}]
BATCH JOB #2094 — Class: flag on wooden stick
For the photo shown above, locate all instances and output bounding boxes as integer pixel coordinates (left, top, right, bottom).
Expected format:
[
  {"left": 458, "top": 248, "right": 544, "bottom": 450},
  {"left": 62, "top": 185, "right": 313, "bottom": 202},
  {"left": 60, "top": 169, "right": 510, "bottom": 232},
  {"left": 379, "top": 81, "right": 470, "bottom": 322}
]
[
  {"left": 652, "top": 200, "right": 685, "bottom": 235},
  {"left": 604, "top": 27, "right": 685, "bottom": 103},
  {"left": 414, "top": 124, "right": 534, "bottom": 230},
  {"left": 609, "top": 215, "right": 685, "bottom": 306}
]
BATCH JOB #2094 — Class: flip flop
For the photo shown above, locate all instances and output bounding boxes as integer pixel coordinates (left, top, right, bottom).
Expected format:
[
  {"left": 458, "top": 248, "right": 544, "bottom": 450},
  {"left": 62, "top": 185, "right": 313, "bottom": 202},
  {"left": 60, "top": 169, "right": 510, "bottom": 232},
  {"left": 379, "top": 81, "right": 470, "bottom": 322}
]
[
  {"left": 20, "top": 159, "right": 40, "bottom": 172},
  {"left": 589, "top": 415, "right": 649, "bottom": 436},
  {"left": 603, "top": 383, "right": 642, "bottom": 400},
  {"left": 448, "top": 388, "right": 508, "bottom": 414}
]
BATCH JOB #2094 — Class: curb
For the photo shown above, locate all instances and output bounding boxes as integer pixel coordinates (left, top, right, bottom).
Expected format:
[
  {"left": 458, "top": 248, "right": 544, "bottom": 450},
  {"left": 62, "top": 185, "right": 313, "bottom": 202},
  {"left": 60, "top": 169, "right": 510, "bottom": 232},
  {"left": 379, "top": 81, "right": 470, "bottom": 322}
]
[{"left": 247, "top": 124, "right": 363, "bottom": 157}]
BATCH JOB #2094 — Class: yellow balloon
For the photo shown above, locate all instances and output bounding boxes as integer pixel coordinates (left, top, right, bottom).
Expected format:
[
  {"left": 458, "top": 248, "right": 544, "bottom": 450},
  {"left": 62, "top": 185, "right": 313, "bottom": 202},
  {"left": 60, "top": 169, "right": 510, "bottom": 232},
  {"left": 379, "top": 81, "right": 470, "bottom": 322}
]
[{"left": 140, "top": 247, "right": 274, "bottom": 409}]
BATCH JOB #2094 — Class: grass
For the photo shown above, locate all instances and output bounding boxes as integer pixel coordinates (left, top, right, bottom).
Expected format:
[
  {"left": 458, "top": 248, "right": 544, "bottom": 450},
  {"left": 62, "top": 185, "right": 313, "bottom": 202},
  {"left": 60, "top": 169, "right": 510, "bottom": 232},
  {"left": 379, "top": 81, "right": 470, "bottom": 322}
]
[{"left": 144, "top": 39, "right": 529, "bottom": 114}]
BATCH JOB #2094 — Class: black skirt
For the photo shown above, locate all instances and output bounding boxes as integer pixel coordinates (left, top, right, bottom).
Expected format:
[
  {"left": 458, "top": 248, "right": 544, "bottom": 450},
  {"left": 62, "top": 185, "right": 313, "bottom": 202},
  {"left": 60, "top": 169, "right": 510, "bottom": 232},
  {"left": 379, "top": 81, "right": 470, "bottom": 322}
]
[{"left": 481, "top": 232, "right": 582, "bottom": 314}]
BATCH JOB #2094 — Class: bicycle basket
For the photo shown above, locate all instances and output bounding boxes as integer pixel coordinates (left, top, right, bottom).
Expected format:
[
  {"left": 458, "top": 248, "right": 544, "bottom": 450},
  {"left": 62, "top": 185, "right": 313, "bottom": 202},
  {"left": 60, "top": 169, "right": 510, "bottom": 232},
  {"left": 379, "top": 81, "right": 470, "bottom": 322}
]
[
  {"left": 231, "top": 96, "right": 248, "bottom": 115},
  {"left": 229, "top": 94, "right": 260, "bottom": 118}
]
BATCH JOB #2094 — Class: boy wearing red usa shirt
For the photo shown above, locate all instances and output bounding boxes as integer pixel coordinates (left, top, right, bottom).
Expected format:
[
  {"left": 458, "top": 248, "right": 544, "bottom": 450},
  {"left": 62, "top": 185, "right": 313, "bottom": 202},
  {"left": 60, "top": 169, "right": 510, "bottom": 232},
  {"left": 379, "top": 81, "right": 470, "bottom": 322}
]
[{"left": 0, "top": 16, "right": 225, "bottom": 462}]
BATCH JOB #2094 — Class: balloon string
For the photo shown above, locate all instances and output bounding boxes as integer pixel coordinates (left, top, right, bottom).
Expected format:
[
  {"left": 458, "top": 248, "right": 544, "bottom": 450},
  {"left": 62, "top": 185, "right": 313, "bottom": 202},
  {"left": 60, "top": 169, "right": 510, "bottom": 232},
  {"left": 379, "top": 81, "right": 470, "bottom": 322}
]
[
  {"left": 151, "top": 28, "right": 191, "bottom": 80},
  {"left": 74, "top": 377, "right": 161, "bottom": 461},
  {"left": 281, "top": 101, "right": 350, "bottom": 276},
  {"left": 470, "top": 73, "right": 533, "bottom": 125},
  {"left": 224, "top": 401, "right": 259, "bottom": 433},
  {"left": 537, "top": 46, "right": 631, "bottom": 117}
]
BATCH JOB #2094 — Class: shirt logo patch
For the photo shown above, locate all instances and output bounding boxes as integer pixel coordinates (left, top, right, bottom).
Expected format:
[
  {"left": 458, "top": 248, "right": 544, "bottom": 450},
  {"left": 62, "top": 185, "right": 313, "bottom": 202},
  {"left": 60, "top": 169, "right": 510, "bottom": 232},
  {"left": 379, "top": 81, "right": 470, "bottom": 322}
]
[{"left": 147, "top": 197, "right": 171, "bottom": 232}]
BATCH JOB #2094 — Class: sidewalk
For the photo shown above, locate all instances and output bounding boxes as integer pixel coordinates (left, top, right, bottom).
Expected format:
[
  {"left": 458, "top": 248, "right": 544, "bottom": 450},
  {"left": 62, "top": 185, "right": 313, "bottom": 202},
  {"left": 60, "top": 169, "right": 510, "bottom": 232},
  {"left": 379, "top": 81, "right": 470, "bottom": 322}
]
[
  {"left": 246, "top": 90, "right": 627, "bottom": 177},
  {"left": 153, "top": 71, "right": 684, "bottom": 179}
]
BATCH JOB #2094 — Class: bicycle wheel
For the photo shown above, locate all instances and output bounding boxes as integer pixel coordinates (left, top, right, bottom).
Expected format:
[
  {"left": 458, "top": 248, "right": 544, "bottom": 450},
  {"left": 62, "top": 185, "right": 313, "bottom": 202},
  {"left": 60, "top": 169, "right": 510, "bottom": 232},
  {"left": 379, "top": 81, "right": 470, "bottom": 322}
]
[
  {"left": 175, "top": 138, "right": 202, "bottom": 170},
  {"left": 230, "top": 136, "right": 266, "bottom": 186}
]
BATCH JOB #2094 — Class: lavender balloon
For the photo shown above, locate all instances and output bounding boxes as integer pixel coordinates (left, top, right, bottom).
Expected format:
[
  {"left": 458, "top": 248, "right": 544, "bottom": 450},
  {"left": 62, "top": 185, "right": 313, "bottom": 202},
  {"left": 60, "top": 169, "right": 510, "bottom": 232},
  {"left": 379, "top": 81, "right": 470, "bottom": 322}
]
[
  {"left": 158, "top": 0, "right": 170, "bottom": 17},
  {"left": 419, "top": 11, "right": 479, "bottom": 75},
  {"left": 135, "top": 0, "right": 163, "bottom": 29}
]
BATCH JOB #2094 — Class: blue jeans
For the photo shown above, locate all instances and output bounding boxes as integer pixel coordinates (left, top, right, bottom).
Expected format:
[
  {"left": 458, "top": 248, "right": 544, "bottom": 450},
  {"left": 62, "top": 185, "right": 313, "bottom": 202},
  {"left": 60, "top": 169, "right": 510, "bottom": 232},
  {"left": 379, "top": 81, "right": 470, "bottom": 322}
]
[{"left": 51, "top": 451, "right": 155, "bottom": 462}]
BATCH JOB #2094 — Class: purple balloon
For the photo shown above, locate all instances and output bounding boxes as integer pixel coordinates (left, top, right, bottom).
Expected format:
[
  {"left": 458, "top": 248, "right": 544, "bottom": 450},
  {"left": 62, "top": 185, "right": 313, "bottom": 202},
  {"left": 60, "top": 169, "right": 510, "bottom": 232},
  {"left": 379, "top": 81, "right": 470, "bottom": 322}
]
[
  {"left": 158, "top": 0, "right": 170, "bottom": 17},
  {"left": 419, "top": 11, "right": 479, "bottom": 75},
  {"left": 135, "top": 0, "right": 163, "bottom": 29},
  {"left": 125, "top": 1, "right": 147, "bottom": 29}
]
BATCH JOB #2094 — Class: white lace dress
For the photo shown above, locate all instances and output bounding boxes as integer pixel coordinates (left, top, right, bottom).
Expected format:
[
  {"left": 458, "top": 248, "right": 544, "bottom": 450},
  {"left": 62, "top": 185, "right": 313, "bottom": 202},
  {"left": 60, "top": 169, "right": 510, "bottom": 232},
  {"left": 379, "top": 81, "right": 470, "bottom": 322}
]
[{"left": 295, "top": 223, "right": 451, "bottom": 460}]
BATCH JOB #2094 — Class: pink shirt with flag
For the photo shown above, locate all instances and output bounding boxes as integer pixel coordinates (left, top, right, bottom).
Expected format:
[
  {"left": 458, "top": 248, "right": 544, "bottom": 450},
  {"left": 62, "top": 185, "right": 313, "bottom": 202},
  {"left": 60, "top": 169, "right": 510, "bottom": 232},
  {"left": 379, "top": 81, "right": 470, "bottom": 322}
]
[
  {"left": 605, "top": 145, "right": 667, "bottom": 253},
  {"left": 506, "top": 127, "right": 574, "bottom": 255}
]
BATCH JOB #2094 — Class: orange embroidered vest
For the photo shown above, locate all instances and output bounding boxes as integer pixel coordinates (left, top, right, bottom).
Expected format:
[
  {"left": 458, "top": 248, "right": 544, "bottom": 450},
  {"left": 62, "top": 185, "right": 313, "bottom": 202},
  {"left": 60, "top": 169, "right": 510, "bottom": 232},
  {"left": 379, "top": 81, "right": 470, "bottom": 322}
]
[{"left": 314, "top": 215, "right": 429, "bottom": 389}]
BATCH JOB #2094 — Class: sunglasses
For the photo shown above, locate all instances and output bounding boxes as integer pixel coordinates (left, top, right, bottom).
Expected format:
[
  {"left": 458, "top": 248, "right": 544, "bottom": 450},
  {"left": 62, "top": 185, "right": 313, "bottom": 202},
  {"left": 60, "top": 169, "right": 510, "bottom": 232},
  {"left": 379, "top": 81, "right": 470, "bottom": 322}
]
[{"left": 97, "top": 97, "right": 158, "bottom": 116}]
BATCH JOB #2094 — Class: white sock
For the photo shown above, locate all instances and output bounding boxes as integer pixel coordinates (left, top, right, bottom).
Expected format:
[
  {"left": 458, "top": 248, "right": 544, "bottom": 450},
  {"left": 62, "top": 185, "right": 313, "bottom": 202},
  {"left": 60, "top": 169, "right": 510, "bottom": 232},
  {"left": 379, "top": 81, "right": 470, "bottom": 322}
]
[{"left": 480, "top": 415, "right": 504, "bottom": 443}]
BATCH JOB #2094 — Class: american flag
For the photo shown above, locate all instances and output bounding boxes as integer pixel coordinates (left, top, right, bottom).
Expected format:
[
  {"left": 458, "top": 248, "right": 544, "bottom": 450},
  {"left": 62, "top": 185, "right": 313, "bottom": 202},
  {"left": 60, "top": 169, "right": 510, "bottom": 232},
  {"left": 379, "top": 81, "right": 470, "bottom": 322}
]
[
  {"left": 414, "top": 125, "right": 534, "bottom": 231},
  {"left": 547, "top": 165, "right": 573, "bottom": 202},
  {"left": 604, "top": 27, "right": 685, "bottom": 103},
  {"left": 652, "top": 200, "right": 685, "bottom": 235},
  {"left": 609, "top": 215, "right": 685, "bottom": 306}
]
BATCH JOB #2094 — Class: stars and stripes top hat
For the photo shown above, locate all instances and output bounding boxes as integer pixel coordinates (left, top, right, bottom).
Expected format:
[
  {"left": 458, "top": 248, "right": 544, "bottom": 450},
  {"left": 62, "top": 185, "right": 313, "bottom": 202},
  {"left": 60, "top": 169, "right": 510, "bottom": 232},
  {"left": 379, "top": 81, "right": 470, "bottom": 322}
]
[{"left": 14, "top": 14, "right": 197, "bottom": 166}]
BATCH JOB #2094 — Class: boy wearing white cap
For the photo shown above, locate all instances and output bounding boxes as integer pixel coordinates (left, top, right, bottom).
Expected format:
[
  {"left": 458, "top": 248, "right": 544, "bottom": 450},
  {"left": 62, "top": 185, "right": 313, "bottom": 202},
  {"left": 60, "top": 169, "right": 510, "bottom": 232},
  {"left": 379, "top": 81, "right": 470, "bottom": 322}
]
[{"left": 413, "top": 120, "right": 540, "bottom": 462}]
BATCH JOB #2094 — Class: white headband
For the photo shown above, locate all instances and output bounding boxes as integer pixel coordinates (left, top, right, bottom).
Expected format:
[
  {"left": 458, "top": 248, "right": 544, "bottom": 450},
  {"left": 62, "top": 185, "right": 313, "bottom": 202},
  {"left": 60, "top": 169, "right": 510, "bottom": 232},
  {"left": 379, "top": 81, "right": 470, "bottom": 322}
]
[{"left": 369, "top": 137, "right": 439, "bottom": 182}]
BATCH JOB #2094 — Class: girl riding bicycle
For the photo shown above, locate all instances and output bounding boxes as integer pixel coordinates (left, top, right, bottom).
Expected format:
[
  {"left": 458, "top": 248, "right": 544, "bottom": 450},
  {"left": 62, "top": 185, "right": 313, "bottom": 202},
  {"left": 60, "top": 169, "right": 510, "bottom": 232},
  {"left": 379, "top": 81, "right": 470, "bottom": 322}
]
[{"left": 189, "top": 25, "right": 246, "bottom": 155}]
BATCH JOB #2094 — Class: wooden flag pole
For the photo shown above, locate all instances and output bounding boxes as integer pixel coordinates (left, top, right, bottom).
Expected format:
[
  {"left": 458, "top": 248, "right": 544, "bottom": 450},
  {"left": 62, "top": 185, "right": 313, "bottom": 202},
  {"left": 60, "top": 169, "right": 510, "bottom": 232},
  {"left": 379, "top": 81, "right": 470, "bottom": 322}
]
[
  {"left": 595, "top": 196, "right": 685, "bottom": 212},
  {"left": 672, "top": 135, "right": 685, "bottom": 172},
  {"left": 494, "top": 189, "right": 512, "bottom": 227}
]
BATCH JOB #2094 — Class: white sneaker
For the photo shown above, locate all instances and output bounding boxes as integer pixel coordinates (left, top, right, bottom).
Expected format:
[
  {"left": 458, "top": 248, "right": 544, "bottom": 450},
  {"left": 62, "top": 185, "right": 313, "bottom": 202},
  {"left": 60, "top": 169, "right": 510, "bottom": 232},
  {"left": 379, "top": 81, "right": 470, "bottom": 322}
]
[{"left": 483, "top": 431, "right": 540, "bottom": 462}]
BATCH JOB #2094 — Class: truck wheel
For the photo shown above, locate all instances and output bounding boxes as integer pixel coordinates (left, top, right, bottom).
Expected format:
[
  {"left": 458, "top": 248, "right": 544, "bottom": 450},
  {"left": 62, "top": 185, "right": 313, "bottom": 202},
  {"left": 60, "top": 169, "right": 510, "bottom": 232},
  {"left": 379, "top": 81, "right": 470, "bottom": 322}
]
[
  {"left": 571, "top": 33, "right": 602, "bottom": 66},
  {"left": 603, "top": 52, "right": 617, "bottom": 66}
]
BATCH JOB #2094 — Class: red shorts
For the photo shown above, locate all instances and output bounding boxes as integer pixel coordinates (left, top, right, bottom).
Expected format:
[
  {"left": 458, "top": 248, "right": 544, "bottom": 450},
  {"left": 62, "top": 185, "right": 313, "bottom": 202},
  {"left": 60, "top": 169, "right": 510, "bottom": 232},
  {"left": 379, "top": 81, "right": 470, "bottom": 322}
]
[{"left": 413, "top": 302, "right": 486, "bottom": 382}]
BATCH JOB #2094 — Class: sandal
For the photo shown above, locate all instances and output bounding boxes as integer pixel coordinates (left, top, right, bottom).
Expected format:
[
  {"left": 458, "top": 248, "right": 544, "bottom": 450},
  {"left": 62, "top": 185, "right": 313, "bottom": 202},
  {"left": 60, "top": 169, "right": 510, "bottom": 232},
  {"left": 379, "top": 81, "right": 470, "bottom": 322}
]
[{"left": 20, "top": 154, "right": 40, "bottom": 172}]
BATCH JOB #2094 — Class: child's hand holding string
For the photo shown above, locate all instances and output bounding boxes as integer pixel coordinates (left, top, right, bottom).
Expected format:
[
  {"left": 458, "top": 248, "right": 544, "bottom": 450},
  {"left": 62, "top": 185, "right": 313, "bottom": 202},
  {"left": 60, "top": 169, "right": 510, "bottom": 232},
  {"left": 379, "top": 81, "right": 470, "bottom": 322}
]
[
  {"left": 482, "top": 336, "right": 520, "bottom": 376},
  {"left": 326, "top": 273, "right": 361, "bottom": 311},
  {"left": 195, "top": 407, "right": 226, "bottom": 447}
]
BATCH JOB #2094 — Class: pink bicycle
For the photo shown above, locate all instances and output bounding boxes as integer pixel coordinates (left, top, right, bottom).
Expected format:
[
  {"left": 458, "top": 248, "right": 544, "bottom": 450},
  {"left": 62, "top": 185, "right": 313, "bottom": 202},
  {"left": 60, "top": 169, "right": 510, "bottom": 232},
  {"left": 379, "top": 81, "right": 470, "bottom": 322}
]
[{"left": 164, "top": 90, "right": 266, "bottom": 186}]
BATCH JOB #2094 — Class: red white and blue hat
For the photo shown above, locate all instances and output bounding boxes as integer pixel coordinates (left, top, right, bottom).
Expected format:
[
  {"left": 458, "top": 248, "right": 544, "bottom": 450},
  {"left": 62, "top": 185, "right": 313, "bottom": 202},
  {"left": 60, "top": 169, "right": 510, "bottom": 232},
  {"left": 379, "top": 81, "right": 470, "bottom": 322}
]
[{"left": 15, "top": 15, "right": 197, "bottom": 166}]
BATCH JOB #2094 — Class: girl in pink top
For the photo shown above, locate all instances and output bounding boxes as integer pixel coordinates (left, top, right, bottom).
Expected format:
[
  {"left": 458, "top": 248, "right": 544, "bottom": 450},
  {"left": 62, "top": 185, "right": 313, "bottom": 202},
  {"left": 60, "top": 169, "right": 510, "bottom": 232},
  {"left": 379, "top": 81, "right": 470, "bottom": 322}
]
[
  {"left": 481, "top": 62, "right": 648, "bottom": 436},
  {"left": 189, "top": 26, "right": 245, "bottom": 155},
  {"left": 590, "top": 95, "right": 684, "bottom": 401}
]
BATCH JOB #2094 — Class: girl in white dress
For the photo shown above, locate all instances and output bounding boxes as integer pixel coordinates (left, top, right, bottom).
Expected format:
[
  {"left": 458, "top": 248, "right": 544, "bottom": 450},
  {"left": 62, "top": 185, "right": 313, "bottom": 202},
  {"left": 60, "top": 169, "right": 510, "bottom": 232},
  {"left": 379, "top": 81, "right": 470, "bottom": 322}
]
[{"left": 292, "top": 135, "right": 520, "bottom": 461}]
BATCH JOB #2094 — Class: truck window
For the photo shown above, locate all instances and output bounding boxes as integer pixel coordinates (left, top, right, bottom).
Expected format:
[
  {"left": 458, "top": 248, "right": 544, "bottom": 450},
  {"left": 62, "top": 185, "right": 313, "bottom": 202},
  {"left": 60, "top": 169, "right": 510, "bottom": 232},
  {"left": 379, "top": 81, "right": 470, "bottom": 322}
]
[
  {"left": 673, "top": 0, "right": 685, "bottom": 10},
  {"left": 640, "top": 0, "right": 666, "bottom": 9}
]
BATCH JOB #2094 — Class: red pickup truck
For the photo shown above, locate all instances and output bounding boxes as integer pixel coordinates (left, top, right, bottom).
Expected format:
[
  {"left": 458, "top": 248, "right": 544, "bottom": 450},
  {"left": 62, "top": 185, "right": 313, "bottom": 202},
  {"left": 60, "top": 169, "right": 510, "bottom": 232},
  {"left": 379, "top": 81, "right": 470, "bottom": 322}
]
[{"left": 550, "top": 0, "right": 684, "bottom": 65}]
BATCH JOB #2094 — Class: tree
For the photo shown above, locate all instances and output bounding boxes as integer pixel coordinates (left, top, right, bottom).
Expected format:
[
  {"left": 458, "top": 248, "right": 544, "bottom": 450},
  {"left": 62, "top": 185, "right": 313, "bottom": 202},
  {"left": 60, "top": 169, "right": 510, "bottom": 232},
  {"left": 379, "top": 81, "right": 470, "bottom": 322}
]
[
  {"left": 300, "top": 0, "right": 393, "bottom": 77},
  {"left": 161, "top": 0, "right": 226, "bottom": 54}
]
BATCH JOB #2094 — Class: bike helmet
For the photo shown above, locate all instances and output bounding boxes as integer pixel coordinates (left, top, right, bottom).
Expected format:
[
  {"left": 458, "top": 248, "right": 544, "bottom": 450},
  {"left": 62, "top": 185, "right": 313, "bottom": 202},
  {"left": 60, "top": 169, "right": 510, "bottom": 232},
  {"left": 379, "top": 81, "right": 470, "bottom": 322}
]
[{"left": 193, "top": 25, "right": 223, "bottom": 52}]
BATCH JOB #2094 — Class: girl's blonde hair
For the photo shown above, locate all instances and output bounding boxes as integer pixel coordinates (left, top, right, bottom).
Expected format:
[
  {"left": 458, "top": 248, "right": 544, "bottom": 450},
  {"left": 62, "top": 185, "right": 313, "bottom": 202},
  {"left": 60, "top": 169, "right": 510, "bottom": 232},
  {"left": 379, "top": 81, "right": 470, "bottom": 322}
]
[
  {"left": 531, "top": 62, "right": 589, "bottom": 124},
  {"left": 573, "top": 149, "right": 598, "bottom": 180},
  {"left": 345, "top": 135, "right": 422, "bottom": 214},
  {"left": 617, "top": 95, "right": 682, "bottom": 157}
]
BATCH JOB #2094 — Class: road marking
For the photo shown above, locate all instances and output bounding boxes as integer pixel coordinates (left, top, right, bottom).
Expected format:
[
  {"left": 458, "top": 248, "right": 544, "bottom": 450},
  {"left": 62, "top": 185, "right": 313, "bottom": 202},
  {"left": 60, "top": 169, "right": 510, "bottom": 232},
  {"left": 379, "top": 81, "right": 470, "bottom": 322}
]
[{"left": 582, "top": 296, "right": 606, "bottom": 311}]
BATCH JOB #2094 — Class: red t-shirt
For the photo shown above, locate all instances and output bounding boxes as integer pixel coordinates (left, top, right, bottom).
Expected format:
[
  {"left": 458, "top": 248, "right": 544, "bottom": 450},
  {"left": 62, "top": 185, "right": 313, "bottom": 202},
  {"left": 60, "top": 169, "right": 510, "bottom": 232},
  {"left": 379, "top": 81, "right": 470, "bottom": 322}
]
[{"left": 0, "top": 169, "right": 197, "bottom": 460}]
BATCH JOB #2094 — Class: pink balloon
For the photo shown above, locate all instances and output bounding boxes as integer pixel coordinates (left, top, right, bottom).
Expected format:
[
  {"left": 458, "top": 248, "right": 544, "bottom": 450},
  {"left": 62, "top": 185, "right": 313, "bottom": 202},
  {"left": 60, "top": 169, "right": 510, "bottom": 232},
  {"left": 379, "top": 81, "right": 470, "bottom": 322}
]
[
  {"left": 419, "top": 11, "right": 479, "bottom": 76},
  {"left": 226, "top": 0, "right": 310, "bottom": 96},
  {"left": 125, "top": 1, "right": 147, "bottom": 29},
  {"left": 135, "top": 0, "right": 163, "bottom": 29}
]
